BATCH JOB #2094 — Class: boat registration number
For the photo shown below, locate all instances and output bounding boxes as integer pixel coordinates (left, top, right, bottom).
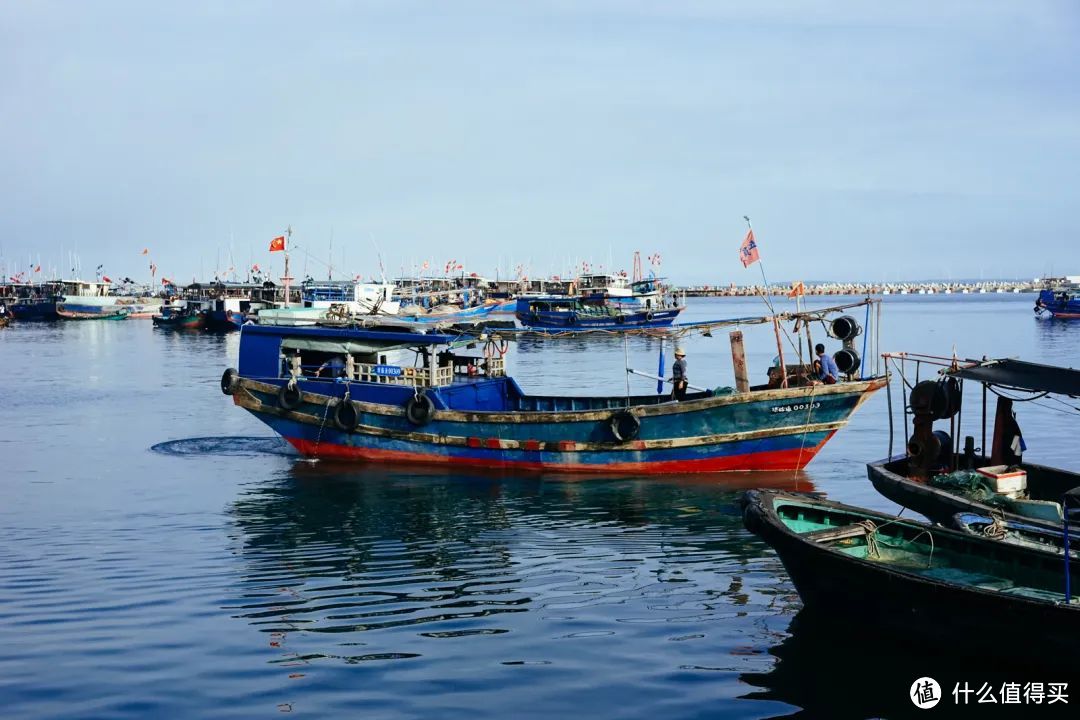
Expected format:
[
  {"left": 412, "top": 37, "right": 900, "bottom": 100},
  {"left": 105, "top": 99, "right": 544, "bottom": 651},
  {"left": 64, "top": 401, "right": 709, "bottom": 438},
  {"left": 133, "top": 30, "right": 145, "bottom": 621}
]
[
  {"left": 374, "top": 364, "right": 403, "bottom": 377},
  {"left": 770, "top": 401, "right": 821, "bottom": 414}
]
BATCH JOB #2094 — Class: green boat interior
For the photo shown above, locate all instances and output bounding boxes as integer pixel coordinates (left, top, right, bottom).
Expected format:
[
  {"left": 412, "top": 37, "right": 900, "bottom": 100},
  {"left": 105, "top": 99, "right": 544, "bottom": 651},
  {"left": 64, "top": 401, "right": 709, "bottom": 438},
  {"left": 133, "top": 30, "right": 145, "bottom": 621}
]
[{"left": 774, "top": 498, "right": 1078, "bottom": 604}]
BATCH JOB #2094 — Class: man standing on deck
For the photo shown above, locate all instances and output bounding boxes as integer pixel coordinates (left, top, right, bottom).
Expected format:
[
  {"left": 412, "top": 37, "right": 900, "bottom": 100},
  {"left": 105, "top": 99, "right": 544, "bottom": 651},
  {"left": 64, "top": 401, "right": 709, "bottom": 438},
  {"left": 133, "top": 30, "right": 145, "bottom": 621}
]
[
  {"left": 815, "top": 344, "right": 840, "bottom": 384},
  {"left": 672, "top": 347, "right": 688, "bottom": 401}
]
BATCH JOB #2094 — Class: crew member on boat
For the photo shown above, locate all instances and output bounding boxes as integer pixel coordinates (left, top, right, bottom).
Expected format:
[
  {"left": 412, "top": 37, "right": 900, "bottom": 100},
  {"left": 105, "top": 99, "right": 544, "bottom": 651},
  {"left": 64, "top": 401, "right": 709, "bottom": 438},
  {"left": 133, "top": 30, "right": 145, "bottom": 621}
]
[
  {"left": 815, "top": 343, "right": 840, "bottom": 384},
  {"left": 672, "top": 346, "right": 688, "bottom": 401}
]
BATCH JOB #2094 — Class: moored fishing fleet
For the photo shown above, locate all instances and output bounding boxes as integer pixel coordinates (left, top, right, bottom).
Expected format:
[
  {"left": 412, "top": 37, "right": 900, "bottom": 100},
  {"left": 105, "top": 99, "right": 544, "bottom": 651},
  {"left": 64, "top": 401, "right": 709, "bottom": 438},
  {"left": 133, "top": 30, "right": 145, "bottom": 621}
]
[{"left": 4, "top": 225, "right": 1079, "bottom": 689}]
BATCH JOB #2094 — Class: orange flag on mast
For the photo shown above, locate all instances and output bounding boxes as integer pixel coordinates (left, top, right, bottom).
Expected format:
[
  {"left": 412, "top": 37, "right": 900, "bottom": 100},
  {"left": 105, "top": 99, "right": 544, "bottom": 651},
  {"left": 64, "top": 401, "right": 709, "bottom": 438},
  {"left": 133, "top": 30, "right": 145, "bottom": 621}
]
[
  {"left": 269, "top": 236, "right": 286, "bottom": 252},
  {"left": 738, "top": 229, "right": 760, "bottom": 268}
]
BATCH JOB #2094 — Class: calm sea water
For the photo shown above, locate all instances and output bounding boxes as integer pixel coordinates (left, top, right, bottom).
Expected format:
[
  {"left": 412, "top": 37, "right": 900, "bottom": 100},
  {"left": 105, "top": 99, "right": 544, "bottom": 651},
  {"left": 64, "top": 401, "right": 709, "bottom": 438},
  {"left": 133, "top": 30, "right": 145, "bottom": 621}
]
[{"left": 1, "top": 294, "right": 1077, "bottom": 719}]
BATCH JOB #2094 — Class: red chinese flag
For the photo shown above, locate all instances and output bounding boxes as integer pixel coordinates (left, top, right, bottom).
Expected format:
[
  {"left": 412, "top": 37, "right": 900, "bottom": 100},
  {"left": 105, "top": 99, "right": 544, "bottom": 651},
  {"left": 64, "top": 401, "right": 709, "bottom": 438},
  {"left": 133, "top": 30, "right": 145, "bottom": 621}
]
[
  {"left": 788, "top": 280, "right": 805, "bottom": 298},
  {"left": 34, "top": 265, "right": 41, "bottom": 272},
  {"left": 739, "top": 229, "right": 760, "bottom": 268},
  {"left": 103, "top": 275, "right": 113, "bottom": 283},
  {"left": 141, "top": 248, "right": 149, "bottom": 255},
  {"left": 269, "top": 236, "right": 286, "bottom": 252}
]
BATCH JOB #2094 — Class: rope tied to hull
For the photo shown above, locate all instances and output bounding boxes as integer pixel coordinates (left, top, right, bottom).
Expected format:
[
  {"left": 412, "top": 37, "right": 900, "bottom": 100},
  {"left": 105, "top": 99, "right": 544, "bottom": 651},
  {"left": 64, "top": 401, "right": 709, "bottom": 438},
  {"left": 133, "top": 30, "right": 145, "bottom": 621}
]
[
  {"left": 313, "top": 394, "right": 334, "bottom": 453},
  {"left": 982, "top": 509, "right": 1008, "bottom": 540},
  {"left": 856, "top": 520, "right": 880, "bottom": 558}
]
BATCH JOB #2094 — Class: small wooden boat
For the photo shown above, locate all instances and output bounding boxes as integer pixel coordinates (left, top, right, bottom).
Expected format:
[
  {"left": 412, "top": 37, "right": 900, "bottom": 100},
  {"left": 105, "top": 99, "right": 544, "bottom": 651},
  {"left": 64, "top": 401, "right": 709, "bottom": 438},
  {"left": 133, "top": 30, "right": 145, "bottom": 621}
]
[
  {"left": 152, "top": 306, "right": 206, "bottom": 329},
  {"left": 869, "top": 355, "right": 1080, "bottom": 534},
  {"left": 742, "top": 489, "right": 1080, "bottom": 652},
  {"left": 56, "top": 304, "right": 129, "bottom": 320}
]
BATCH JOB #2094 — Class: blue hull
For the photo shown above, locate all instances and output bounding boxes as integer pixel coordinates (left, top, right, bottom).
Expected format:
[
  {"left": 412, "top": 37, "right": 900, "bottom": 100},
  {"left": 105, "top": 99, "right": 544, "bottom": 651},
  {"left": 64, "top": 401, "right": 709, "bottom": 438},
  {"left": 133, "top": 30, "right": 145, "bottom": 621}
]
[
  {"left": 231, "top": 374, "right": 883, "bottom": 473},
  {"left": 10, "top": 300, "right": 58, "bottom": 321},
  {"left": 518, "top": 307, "right": 683, "bottom": 331},
  {"left": 1036, "top": 289, "right": 1080, "bottom": 318}
]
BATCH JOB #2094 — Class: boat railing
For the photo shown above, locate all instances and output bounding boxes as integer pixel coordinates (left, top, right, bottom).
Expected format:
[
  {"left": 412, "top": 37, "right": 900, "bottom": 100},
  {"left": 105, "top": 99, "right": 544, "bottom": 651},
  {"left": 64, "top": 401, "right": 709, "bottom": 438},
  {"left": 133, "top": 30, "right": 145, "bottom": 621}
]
[{"left": 286, "top": 353, "right": 504, "bottom": 388}]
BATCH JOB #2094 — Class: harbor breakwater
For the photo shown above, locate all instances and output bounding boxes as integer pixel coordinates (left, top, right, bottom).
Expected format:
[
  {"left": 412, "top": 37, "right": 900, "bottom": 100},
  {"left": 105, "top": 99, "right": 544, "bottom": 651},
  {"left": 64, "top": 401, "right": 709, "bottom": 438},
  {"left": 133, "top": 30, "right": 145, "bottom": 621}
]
[{"left": 679, "top": 280, "right": 1041, "bottom": 297}]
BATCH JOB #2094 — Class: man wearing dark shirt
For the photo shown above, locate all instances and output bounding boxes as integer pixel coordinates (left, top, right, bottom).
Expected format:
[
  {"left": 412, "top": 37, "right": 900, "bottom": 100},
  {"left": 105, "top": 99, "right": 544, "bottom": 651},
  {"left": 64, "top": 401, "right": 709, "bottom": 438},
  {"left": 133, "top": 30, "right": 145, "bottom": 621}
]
[{"left": 672, "top": 347, "right": 688, "bottom": 401}]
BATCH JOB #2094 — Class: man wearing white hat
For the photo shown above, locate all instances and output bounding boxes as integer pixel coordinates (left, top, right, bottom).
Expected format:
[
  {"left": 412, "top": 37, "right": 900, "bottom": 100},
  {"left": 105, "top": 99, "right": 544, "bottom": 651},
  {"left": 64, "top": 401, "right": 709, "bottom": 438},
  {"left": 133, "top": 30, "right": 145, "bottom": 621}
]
[{"left": 672, "top": 346, "right": 688, "bottom": 401}]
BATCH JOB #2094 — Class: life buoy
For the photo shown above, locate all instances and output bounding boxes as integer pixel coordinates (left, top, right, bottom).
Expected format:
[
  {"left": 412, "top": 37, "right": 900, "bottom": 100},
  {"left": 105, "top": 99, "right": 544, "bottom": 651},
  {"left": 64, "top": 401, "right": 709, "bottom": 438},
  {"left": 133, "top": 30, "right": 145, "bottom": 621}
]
[
  {"left": 567, "top": 313, "right": 579, "bottom": 326},
  {"left": 405, "top": 393, "right": 435, "bottom": 426},
  {"left": 334, "top": 399, "right": 359, "bottom": 431},
  {"left": 609, "top": 410, "right": 641, "bottom": 442},
  {"left": 645, "top": 311, "right": 654, "bottom": 321},
  {"left": 221, "top": 368, "right": 238, "bottom": 395},
  {"left": 278, "top": 383, "right": 302, "bottom": 411}
]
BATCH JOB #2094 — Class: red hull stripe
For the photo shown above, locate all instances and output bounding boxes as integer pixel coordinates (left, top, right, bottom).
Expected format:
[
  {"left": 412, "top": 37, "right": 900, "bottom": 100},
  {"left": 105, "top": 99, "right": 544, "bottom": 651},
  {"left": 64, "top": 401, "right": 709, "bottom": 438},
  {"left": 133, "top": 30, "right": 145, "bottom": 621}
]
[{"left": 284, "top": 433, "right": 835, "bottom": 474}]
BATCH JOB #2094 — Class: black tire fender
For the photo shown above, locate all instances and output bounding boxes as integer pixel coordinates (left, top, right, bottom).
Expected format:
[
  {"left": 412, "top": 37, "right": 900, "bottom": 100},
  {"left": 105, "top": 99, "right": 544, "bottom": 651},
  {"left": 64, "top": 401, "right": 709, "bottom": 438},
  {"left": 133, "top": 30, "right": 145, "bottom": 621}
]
[
  {"left": 405, "top": 393, "right": 435, "bottom": 426},
  {"left": 609, "top": 410, "right": 641, "bottom": 443},
  {"left": 221, "top": 367, "right": 238, "bottom": 395},
  {"left": 278, "top": 383, "right": 302, "bottom": 411},
  {"left": 334, "top": 399, "right": 359, "bottom": 431}
]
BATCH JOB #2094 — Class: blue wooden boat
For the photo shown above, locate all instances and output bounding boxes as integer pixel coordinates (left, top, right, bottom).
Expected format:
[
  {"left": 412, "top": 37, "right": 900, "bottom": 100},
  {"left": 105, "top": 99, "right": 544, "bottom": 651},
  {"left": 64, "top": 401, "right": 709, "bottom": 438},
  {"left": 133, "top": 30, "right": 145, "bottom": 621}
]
[
  {"left": 1035, "top": 282, "right": 1080, "bottom": 318},
  {"left": 222, "top": 321, "right": 885, "bottom": 474},
  {"left": 515, "top": 296, "right": 682, "bottom": 332}
]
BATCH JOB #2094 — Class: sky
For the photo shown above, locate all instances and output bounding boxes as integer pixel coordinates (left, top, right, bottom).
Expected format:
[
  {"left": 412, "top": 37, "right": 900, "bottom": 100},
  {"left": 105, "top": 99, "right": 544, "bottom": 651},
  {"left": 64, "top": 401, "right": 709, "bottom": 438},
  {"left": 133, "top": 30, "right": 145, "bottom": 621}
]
[{"left": 2, "top": 0, "right": 1078, "bottom": 286}]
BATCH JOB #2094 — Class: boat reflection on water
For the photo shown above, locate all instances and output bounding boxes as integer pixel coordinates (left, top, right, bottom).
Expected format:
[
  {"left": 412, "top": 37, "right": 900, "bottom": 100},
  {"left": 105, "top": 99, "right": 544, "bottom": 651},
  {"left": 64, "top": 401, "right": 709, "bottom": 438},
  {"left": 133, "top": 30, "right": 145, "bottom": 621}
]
[
  {"left": 223, "top": 464, "right": 814, "bottom": 673},
  {"left": 741, "top": 609, "right": 1080, "bottom": 720}
]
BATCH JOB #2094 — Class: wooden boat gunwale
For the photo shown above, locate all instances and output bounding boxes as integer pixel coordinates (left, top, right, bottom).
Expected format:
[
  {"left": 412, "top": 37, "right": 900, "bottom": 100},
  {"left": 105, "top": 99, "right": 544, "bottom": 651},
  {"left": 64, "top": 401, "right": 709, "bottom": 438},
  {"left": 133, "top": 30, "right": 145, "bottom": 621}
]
[{"left": 742, "top": 490, "right": 1080, "bottom": 622}]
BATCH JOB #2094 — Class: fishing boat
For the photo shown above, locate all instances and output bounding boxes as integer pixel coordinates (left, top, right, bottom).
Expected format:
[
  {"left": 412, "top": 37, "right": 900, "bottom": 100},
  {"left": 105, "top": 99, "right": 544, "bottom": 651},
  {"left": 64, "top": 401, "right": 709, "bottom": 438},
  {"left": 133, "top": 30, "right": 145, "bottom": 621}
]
[
  {"left": 221, "top": 301, "right": 885, "bottom": 473},
  {"left": 8, "top": 281, "right": 65, "bottom": 320},
  {"left": 56, "top": 304, "right": 129, "bottom": 320},
  {"left": 152, "top": 304, "right": 206, "bottom": 329},
  {"left": 257, "top": 279, "right": 398, "bottom": 326},
  {"left": 1034, "top": 277, "right": 1080, "bottom": 319},
  {"left": 515, "top": 296, "right": 682, "bottom": 332},
  {"left": 742, "top": 489, "right": 1080, "bottom": 652},
  {"left": 868, "top": 354, "right": 1080, "bottom": 534}
]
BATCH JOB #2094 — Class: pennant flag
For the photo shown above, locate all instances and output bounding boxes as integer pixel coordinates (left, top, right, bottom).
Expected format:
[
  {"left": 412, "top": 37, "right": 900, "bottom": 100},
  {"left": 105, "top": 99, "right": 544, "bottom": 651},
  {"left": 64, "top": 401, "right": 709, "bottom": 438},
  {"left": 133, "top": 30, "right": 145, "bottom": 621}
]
[
  {"left": 269, "top": 235, "right": 286, "bottom": 252},
  {"left": 102, "top": 275, "right": 113, "bottom": 283},
  {"left": 739, "top": 229, "right": 760, "bottom": 268},
  {"left": 141, "top": 248, "right": 149, "bottom": 255},
  {"left": 788, "top": 280, "right": 805, "bottom": 298}
]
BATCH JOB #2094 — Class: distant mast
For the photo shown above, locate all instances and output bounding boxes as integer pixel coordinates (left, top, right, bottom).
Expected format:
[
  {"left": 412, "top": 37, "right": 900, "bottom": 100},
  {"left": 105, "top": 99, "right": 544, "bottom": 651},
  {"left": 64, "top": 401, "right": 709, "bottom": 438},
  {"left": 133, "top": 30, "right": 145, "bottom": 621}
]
[{"left": 281, "top": 226, "right": 293, "bottom": 308}]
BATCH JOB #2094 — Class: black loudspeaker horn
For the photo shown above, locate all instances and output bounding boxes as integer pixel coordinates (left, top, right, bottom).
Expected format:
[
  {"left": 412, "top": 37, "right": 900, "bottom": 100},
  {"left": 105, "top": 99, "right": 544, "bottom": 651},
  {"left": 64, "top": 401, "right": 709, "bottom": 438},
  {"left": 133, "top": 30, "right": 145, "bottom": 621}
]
[
  {"left": 830, "top": 315, "right": 861, "bottom": 342},
  {"left": 834, "top": 347, "right": 861, "bottom": 375}
]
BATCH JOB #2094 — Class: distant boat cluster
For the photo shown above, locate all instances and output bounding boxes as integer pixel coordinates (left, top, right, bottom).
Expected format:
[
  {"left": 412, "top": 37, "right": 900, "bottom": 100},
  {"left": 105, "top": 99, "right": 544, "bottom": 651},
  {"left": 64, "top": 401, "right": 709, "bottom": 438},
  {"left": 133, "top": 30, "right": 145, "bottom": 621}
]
[{"left": 0, "top": 269, "right": 686, "bottom": 332}]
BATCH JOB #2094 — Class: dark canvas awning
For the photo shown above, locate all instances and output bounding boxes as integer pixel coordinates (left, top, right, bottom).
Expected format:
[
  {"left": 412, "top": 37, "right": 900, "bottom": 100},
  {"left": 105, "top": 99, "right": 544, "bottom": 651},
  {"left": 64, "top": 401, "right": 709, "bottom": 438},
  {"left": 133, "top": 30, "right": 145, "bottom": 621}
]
[{"left": 948, "top": 359, "right": 1080, "bottom": 397}]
